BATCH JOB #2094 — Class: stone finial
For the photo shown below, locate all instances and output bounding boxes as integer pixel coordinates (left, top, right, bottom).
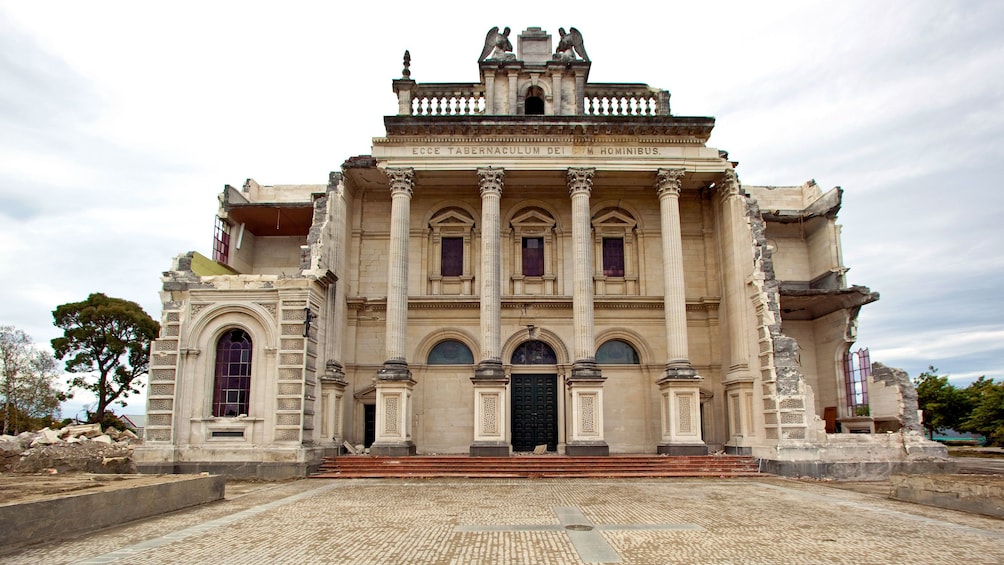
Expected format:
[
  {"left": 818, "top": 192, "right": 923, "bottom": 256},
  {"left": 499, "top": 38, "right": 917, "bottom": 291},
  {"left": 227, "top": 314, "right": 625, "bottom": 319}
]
[
  {"left": 554, "top": 27, "right": 589, "bottom": 62},
  {"left": 567, "top": 167, "right": 595, "bottom": 196},
  {"left": 656, "top": 168, "right": 686, "bottom": 197},
  {"left": 477, "top": 166, "right": 504, "bottom": 196},
  {"left": 402, "top": 50, "right": 411, "bottom": 79}
]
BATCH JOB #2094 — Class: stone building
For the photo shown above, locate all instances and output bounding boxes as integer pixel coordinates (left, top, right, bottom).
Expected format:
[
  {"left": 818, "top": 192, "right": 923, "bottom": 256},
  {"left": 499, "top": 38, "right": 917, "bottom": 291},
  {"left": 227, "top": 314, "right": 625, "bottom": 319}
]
[{"left": 135, "top": 26, "right": 946, "bottom": 479}]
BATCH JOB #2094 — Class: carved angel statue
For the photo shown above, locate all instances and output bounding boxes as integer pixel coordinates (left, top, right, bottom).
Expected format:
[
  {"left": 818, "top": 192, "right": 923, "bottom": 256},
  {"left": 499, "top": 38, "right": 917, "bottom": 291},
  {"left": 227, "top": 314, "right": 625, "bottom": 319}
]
[
  {"left": 555, "top": 27, "right": 589, "bottom": 62},
  {"left": 479, "top": 26, "right": 515, "bottom": 62}
]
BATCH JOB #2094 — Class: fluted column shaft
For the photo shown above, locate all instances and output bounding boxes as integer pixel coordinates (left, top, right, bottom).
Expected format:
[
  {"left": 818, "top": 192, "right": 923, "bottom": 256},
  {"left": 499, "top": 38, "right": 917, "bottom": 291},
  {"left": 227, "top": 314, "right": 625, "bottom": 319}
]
[
  {"left": 478, "top": 167, "right": 504, "bottom": 363},
  {"left": 384, "top": 168, "right": 413, "bottom": 364},
  {"left": 656, "top": 168, "right": 694, "bottom": 375},
  {"left": 719, "top": 169, "right": 751, "bottom": 375},
  {"left": 568, "top": 168, "right": 596, "bottom": 364}
]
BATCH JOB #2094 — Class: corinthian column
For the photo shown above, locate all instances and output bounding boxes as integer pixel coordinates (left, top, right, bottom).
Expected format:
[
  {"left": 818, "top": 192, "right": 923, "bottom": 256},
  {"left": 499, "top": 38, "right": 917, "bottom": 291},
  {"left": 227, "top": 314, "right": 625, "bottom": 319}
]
[
  {"left": 568, "top": 168, "right": 598, "bottom": 370},
  {"left": 719, "top": 169, "right": 752, "bottom": 377},
  {"left": 381, "top": 167, "right": 413, "bottom": 373},
  {"left": 477, "top": 167, "right": 504, "bottom": 374},
  {"left": 655, "top": 168, "right": 705, "bottom": 455},
  {"left": 470, "top": 167, "right": 509, "bottom": 456},
  {"left": 373, "top": 167, "right": 416, "bottom": 456},
  {"left": 565, "top": 167, "right": 607, "bottom": 456},
  {"left": 656, "top": 168, "right": 696, "bottom": 378}
]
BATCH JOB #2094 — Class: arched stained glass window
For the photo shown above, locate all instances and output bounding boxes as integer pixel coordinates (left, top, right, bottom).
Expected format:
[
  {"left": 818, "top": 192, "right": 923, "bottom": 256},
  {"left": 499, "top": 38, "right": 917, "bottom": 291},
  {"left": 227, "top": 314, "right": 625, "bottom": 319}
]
[
  {"left": 427, "top": 340, "right": 474, "bottom": 364},
  {"left": 511, "top": 340, "right": 557, "bottom": 365},
  {"left": 212, "top": 329, "right": 252, "bottom": 417},
  {"left": 596, "top": 339, "right": 640, "bottom": 364}
]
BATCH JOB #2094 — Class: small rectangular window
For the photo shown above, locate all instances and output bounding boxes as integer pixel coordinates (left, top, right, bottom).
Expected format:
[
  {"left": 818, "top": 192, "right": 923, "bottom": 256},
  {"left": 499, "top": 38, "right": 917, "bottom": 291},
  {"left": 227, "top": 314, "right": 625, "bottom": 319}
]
[
  {"left": 441, "top": 237, "right": 463, "bottom": 277},
  {"left": 603, "top": 238, "right": 625, "bottom": 277},
  {"left": 522, "top": 237, "right": 544, "bottom": 276}
]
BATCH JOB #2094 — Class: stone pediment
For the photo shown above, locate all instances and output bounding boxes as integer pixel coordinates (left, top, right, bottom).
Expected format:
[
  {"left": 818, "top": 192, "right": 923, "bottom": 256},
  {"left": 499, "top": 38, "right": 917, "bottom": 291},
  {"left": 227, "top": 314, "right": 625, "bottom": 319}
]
[
  {"left": 511, "top": 207, "right": 556, "bottom": 229},
  {"left": 592, "top": 207, "right": 637, "bottom": 228},
  {"left": 430, "top": 207, "right": 475, "bottom": 228}
]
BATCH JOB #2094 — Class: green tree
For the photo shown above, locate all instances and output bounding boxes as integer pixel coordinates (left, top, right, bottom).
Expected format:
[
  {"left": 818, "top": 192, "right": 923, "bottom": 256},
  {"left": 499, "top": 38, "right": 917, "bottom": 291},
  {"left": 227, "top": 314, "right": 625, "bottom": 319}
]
[
  {"left": 914, "top": 366, "right": 970, "bottom": 440},
  {"left": 51, "top": 294, "right": 160, "bottom": 424},
  {"left": 1, "top": 325, "right": 66, "bottom": 434},
  {"left": 960, "top": 377, "right": 1004, "bottom": 446}
]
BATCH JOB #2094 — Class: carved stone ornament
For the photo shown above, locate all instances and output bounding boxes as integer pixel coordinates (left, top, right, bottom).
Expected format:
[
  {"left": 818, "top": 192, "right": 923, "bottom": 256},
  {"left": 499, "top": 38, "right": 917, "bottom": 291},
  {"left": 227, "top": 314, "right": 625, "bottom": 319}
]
[
  {"left": 255, "top": 302, "right": 277, "bottom": 319},
  {"left": 721, "top": 169, "right": 740, "bottom": 197},
  {"left": 555, "top": 27, "right": 590, "bottom": 62},
  {"left": 477, "top": 167, "right": 504, "bottom": 196},
  {"left": 567, "top": 167, "right": 595, "bottom": 196},
  {"left": 384, "top": 167, "right": 414, "bottom": 197},
  {"left": 479, "top": 26, "right": 515, "bottom": 62},
  {"left": 656, "top": 168, "right": 686, "bottom": 197}
]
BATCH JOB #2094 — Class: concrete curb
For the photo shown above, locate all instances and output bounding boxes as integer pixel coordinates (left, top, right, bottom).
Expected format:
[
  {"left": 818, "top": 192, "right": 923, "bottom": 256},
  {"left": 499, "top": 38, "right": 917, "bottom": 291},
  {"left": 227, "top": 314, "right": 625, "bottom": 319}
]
[
  {"left": 891, "top": 474, "right": 1004, "bottom": 518},
  {"left": 0, "top": 474, "right": 225, "bottom": 551}
]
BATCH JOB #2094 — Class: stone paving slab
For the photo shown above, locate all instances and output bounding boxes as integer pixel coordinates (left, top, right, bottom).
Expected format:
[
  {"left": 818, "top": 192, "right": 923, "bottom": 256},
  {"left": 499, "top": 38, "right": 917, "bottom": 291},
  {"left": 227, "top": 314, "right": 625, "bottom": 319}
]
[{"left": 4, "top": 477, "right": 1004, "bottom": 564}]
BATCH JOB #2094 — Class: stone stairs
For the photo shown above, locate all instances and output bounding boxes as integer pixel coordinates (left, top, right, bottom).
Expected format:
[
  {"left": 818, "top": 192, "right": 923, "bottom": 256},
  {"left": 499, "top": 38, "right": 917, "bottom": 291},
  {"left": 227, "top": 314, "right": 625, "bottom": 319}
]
[{"left": 311, "top": 454, "right": 763, "bottom": 479}]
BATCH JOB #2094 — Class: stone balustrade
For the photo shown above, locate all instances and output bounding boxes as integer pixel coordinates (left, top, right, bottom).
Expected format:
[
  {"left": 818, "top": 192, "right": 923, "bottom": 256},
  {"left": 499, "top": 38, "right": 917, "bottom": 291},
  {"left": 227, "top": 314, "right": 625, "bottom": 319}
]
[
  {"left": 409, "top": 83, "right": 486, "bottom": 116},
  {"left": 584, "top": 84, "right": 670, "bottom": 116}
]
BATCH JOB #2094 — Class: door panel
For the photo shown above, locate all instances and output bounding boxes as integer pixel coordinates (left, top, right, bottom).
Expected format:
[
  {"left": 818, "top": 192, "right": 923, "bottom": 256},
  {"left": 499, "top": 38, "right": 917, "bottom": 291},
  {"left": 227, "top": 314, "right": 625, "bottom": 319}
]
[{"left": 511, "top": 374, "right": 557, "bottom": 451}]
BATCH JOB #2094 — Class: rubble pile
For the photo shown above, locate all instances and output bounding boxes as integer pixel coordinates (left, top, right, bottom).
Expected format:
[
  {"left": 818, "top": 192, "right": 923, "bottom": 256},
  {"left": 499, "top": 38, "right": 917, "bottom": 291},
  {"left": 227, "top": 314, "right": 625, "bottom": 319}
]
[{"left": 0, "top": 424, "right": 140, "bottom": 474}]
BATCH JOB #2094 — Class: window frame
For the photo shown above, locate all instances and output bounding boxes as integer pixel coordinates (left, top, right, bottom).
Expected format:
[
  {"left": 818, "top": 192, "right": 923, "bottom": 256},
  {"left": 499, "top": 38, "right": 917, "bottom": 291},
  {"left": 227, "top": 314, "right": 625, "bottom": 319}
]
[
  {"left": 212, "top": 328, "right": 253, "bottom": 418},
  {"left": 427, "top": 207, "right": 476, "bottom": 295}
]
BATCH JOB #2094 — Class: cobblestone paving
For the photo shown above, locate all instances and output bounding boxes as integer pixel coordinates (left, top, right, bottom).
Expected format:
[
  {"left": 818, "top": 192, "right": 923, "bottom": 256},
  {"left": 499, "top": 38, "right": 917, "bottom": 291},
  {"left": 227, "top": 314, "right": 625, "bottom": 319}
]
[{"left": 5, "top": 477, "right": 1004, "bottom": 564}]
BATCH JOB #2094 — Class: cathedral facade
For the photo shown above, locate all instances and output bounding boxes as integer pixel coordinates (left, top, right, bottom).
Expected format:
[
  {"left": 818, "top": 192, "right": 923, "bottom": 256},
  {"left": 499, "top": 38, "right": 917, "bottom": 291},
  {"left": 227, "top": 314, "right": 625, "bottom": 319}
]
[{"left": 136, "top": 27, "right": 946, "bottom": 478}]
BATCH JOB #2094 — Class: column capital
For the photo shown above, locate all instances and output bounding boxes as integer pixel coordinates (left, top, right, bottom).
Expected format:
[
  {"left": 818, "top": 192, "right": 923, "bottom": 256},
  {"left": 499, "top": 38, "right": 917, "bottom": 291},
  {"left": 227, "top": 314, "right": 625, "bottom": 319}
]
[
  {"left": 384, "top": 167, "right": 414, "bottom": 197},
  {"left": 720, "top": 168, "right": 741, "bottom": 197},
  {"left": 567, "top": 167, "right": 595, "bottom": 196},
  {"left": 656, "top": 168, "right": 686, "bottom": 197},
  {"left": 477, "top": 166, "right": 504, "bottom": 196}
]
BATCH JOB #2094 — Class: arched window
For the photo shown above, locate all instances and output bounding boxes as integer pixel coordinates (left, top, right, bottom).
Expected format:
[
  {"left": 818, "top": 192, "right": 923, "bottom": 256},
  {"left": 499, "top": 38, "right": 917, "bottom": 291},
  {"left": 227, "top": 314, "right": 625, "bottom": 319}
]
[
  {"left": 511, "top": 340, "right": 557, "bottom": 365},
  {"left": 428, "top": 340, "right": 474, "bottom": 364},
  {"left": 525, "top": 86, "right": 545, "bottom": 115},
  {"left": 212, "top": 329, "right": 252, "bottom": 417},
  {"left": 596, "top": 339, "right": 640, "bottom": 364}
]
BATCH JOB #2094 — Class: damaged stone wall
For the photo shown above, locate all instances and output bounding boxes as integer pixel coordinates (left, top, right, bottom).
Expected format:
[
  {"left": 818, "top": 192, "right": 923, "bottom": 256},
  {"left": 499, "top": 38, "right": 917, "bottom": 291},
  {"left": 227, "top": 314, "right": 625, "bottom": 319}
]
[
  {"left": 870, "top": 362, "right": 923, "bottom": 433},
  {"left": 746, "top": 197, "right": 813, "bottom": 442}
]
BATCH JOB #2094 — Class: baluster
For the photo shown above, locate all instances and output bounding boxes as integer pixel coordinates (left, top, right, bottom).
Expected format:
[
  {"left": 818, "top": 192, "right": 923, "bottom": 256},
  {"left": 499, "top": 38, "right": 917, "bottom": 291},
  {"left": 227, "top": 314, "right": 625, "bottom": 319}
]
[
  {"left": 460, "top": 96, "right": 468, "bottom": 115},
  {"left": 411, "top": 96, "right": 419, "bottom": 116}
]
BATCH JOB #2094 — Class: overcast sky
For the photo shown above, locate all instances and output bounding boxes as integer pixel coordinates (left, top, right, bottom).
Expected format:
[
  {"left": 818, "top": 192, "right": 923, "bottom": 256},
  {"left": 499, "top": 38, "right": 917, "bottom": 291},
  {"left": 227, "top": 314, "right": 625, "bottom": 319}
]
[{"left": 2, "top": 1, "right": 1002, "bottom": 418}]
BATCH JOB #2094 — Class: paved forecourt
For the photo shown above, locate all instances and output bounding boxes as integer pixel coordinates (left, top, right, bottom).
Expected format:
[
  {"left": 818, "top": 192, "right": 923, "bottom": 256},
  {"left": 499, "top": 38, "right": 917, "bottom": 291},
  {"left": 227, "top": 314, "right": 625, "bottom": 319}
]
[{"left": 6, "top": 477, "right": 1004, "bottom": 564}]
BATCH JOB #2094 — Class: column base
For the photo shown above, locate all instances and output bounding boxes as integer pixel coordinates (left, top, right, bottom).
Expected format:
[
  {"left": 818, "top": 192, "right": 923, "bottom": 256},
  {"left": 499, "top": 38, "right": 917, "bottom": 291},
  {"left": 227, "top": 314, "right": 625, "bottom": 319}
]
[
  {"left": 566, "top": 441, "right": 609, "bottom": 456},
  {"left": 657, "top": 443, "right": 708, "bottom": 456},
  {"left": 377, "top": 360, "right": 412, "bottom": 381},
  {"left": 370, "top": 441, "right": 416, "bottom": 457},
  {"left": 470, "top": 442, "right": 510, "bottom": 457},
  {"left": 473, "top": 359, "right": 506, "bottom": 381},
  {"left": 659, "top": 363, "right": 699, "bottom": 381},
  {"left": 569, "top": 360, "right": 603, "bottom": 381}
]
